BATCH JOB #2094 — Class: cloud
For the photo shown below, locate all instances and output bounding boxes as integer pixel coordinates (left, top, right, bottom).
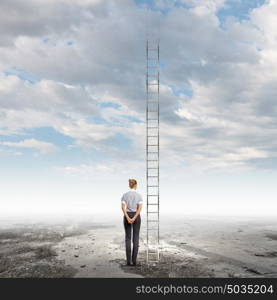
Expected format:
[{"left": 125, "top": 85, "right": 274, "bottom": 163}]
[
  {"left": 0, "top": 0, "right": 277, "bottom": 174},
  {"left": 0, "top": 0, "right": 105, "bottom": 47},
  {"left": 0, "top": 73, "right": 98, "bottom": 115},
  {"left": 1, "top": 138, "right": 59, "bottom": 154}
]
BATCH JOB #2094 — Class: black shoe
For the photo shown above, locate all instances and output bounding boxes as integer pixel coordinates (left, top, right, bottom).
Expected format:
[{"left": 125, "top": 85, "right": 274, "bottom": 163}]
[
  {"left": 132, "top": 262, "right": 137, "bottom": 266},
  {"left": 127, "top": 262, "right": 131, "bottom": 266}
]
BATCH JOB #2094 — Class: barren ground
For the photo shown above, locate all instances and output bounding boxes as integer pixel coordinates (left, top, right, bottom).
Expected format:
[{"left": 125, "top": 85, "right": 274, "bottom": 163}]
[{"left": 0, "top": 214, "right": 277, "bottom": 278}]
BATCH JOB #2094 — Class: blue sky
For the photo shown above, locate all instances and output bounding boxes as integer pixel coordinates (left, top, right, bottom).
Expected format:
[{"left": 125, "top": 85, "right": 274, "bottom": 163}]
[{"left": 0, "top": 0, "right": 277, "bottom": 216}]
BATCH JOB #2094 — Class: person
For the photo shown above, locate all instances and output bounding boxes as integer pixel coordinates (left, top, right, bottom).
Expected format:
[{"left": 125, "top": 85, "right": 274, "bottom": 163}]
[{"left": 121, "top": 178, "right": 143, "bottom": 266}]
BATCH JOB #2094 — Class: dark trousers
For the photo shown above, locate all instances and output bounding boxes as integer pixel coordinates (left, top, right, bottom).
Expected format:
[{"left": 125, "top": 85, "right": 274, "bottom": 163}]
[{"left": 123, "top": 211, "right": 141, "bottom": 264}]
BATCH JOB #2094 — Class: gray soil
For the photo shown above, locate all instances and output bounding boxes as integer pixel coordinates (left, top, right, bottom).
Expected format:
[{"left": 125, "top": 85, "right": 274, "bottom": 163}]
[{"left": 0, "top": 214, "right": 277, "bottom": 278}]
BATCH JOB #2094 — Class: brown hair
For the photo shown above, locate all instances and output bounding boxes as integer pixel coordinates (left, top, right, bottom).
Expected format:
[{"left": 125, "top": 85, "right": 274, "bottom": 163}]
[{"left": 128, "top": 178, "right": 137, "bottom": 189}]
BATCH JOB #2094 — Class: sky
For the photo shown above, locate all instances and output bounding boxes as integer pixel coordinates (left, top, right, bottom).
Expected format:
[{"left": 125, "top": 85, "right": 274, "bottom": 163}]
[{"left": 0, "top": 0, "right": 277, "bottom": 217}]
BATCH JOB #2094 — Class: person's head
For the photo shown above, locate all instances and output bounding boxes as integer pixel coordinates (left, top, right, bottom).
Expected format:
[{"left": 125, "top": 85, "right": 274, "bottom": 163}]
[{"left": 129, "top": 178, "right": 137, "bottom": 189}]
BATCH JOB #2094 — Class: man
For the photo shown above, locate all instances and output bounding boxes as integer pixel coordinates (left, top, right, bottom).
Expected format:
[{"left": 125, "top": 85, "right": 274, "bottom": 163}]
[{"left": 121, "top": 178, "right": 143, "bottom": 266}]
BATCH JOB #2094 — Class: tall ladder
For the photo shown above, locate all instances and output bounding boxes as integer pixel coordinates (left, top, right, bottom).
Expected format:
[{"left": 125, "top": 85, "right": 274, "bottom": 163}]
[{"left": 146, "top": 39, "right": 160, "bottom": 264}]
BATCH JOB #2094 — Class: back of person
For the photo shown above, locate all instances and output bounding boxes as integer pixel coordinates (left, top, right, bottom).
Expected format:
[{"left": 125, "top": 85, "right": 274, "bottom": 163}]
[
  {"left": 121, "top": 178, "right": 143, "bottom": 266},
  {"left": 122, "top": 189, "right": 143, "bottom": 212}
]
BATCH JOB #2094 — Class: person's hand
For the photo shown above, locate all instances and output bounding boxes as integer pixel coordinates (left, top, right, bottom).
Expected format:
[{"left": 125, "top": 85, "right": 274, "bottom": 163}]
[
  {"left": 127, "top": 216, "right": 133, "bottom": 224},
  {"left": 130, "top": 217, "right": 136, "bottom": 224}
]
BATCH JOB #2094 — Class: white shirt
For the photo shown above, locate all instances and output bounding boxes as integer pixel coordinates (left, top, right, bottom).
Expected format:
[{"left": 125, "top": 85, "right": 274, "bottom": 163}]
[{"left": 121, "top": 189, "right": 143, "bottom": 212}]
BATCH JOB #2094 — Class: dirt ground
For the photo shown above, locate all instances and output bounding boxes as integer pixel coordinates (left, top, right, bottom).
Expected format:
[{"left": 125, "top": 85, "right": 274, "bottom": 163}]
[{"left": 0, "top": 214, "right": 277, "bottom": 278}]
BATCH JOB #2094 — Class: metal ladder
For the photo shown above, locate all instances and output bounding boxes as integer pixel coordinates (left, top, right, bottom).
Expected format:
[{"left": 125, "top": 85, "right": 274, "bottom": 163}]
[{"left": 146, "top": 39, "right": 160, "bottom": 264}]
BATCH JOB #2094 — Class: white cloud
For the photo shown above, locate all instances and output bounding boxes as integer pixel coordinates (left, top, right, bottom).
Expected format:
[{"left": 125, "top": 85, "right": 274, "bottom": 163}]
[
  {"left": 1, "top": 138, "right": 59, "bottom": 154},
  {"left": 0, "top": 0, "right": 277, "bottom": 173}
]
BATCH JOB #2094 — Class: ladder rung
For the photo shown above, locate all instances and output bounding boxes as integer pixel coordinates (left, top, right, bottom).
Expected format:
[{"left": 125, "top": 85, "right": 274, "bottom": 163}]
[
  {"left": 147, "top": 176, "right": 158, "bottom": 177},
  {"left": 147, "top": 144, "right": 158, "bottom": 147},
  {"left": 147, "top": 185, "right": 158, "bottom": 187},
  {"left": 147, "top": 83, "right": 159, "bottom": 86},
  {"left": 147, "top": 220, "right": 159, "bottom": 222},
  {"left": 147, "top": 136, "right": 158, "bottom": 138},
  {"left": 147, "top": 159, "right": 158, "bottom": 161},
  {"left": 147, "top": 211, "right": 158, "bottom": 214},
  {"left": 147, "top": 203, "right": 158, "bottom": 206},
  {"left": 147, "top": 168, "right": 158, "bottom": 169}
]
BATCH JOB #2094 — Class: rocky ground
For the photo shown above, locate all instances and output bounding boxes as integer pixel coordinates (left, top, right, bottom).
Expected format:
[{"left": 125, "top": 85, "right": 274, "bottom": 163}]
[{"left": 0, "top": 214, "right": 277, "bottom": 278}]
